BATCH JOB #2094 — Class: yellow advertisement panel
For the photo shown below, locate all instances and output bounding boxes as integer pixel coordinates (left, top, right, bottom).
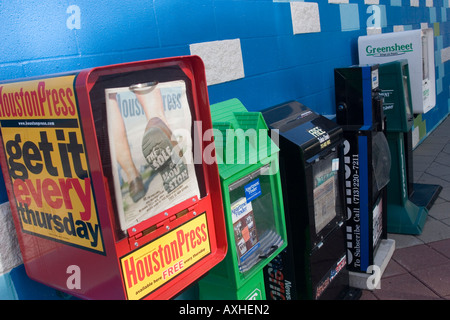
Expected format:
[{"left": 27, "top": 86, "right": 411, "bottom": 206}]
[
  {"left": 0, "top": 76, "right": 104, "bottom": 254},
  {"left": 121, "top": 213, "right": 211, "bottom": 300}
]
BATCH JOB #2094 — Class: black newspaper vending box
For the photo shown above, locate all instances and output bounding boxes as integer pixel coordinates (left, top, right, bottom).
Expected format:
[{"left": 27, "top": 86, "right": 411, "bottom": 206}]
[
  {"left": 262, "top": 101, "right": 351, "bottom": 300},
  {"left": 334, "top": 64, "right": 390, "bottom": 273}
]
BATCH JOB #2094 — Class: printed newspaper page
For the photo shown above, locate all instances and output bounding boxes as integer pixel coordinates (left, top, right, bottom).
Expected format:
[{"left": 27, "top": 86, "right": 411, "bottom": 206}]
[
  {"left": 105, "top": 80, "right": 200, "bottom": 231},
  {"left": 313, "top": 171, "right": 337, "bottom": 233}
]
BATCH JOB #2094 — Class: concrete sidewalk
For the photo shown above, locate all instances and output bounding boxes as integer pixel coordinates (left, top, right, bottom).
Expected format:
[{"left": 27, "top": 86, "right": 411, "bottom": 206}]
[{"left": 360, "top": 115, "right": 450, "bottom": 300}]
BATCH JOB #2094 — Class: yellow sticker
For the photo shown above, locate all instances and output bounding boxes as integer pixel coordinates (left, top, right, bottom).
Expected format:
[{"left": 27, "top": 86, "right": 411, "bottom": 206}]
[
  {"left": 120, "top": 213, "right": 211, "bottom": 300},
  {"left": 0, "top": 76, "right": 104, "bottom": 254}
]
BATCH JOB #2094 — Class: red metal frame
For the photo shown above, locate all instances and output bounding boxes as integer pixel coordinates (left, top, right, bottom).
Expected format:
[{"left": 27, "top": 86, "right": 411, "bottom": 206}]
[{"left": 0, "top": 56, "right": 227, "bottom": 299}]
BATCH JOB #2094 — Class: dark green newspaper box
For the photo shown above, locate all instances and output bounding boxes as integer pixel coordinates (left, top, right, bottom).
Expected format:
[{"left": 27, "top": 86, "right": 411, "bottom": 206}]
[
  {"left": 379, "top": 60, "right": 441, "bottom": 234},
  {"left": 198, "top": 98, "right": 288, "bottom": 300}
]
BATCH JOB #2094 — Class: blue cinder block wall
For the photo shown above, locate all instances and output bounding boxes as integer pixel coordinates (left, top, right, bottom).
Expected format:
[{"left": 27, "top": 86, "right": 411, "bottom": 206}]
[{"left": 0, "top": 0, "right": 449, "bottom": 299}]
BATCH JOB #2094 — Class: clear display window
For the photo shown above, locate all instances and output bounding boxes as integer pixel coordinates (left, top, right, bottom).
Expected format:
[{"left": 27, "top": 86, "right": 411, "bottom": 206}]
[
  {"left": 228, "top": 164, "right": 284, "bottom": 274},
  {"left": 105, "top": 80, "right": 200, "bottom": 231},
  {"left": 313, "top": 169, "right": 338, "bottom": 234},
  {"left": 310, "top": 149, "right": 341, "bottom": 236},
  {"left": 89, "top": 66, "right": 206, "bottom": 240}
]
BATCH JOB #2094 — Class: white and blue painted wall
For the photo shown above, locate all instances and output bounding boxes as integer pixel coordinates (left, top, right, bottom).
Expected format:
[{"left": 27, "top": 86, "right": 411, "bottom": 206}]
[{"left": 1, "top": 0, "right": 450, "bottom": 299}]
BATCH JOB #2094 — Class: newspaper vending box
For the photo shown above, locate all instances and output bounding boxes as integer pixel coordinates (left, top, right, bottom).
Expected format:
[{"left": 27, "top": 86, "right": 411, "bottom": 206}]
[
  {"left": 262, "top": 101, "right": 350, "bottom": 300},
  {"left": 334, "top": 64, "right": 390, "bottom": 273},
  {"left": 0, "top": 56, "right": 227, "bottom": 300},
  {"left": 358, "top": 29, "right": 436, "bottom": 114},
  {"left": 378, "top": 60, "right": 440, "bottom": 234},
  {"left": 198, "top": 98, "right": 288, "bottom": 300}
]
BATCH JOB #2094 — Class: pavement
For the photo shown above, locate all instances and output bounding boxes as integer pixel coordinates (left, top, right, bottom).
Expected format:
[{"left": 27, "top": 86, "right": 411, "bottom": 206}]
[{"left": 360, "top": 114, "right": 450, "bottom": 300}]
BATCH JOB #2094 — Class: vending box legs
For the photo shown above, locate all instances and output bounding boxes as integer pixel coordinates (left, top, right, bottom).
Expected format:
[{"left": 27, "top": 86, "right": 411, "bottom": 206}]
[
  {"left": 0, "top": 56, "right": 227, "bottom": 300},
  {"left": 385, "top": 131, "right": 431, "bottom": 235}
]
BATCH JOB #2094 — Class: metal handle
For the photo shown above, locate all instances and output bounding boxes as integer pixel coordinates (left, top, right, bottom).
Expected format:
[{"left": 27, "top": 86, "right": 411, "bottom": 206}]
[
  {"left": 129, "top": 81, "right": 159, "bottom": 92},
  {"left": 259, "top": 245, "right": 278, "bottom": 259}
]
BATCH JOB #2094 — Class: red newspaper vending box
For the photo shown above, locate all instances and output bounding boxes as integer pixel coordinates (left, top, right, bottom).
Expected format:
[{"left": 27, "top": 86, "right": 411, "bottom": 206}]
[{"left": 0, "top": 56, "right": 227, "bottom": 300}]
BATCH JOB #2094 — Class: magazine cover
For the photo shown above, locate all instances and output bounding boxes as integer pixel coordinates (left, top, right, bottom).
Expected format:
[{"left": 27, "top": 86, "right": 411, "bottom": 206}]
[
  {"left": 230, "top": 197, "right": 260, "bottom": 265},
  {"left": 105, "top": 80, "right": 200, "bottom": 231}
]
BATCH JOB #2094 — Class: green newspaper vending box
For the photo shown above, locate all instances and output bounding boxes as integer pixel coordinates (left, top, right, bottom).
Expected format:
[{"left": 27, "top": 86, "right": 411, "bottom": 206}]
[
  {"left": 379, "top": 60, "right": 441, "bottom": 234},
  {"left": 198, "top": 98, "right": 288, "bottom": 300}
]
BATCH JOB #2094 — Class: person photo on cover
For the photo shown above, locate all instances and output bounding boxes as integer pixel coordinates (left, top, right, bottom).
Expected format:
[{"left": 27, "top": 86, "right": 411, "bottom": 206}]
[{"left": 108, "top": 83, "right": 181, "bottom": 203}]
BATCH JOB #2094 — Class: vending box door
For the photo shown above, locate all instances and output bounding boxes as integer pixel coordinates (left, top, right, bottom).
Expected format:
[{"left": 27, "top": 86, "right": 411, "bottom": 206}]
[{"left": 226, "top": 164, "right": 286, "bottom": 275}]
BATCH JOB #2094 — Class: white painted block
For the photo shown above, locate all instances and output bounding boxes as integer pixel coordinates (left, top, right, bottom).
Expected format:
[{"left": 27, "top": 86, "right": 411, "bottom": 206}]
[
  {"left": 328, "top": 0, "right": 349, "bottom": 3},
  {"left": 189, "top": 39, "right": 245, "bottom": 86},
  {"left": 441, "top": 47, "right": 450, "bottom": 63},
  {"left": 412, "top": 125, "right": 420, "bottom": 148},
  {"left": 0, "top": 202, "right": 22, "bottom": 275},
  {"left": 366, "top": 27, "right": 382, "bottom": 35},
  {"left": 290, "top": 2, "right": 321, "bottom": 35},
  {"left": 410, "top": 0, "right": 419, "bottom": 7},
  {"left": 365, "top": 0, "right": 379, "bottom": 4}
]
